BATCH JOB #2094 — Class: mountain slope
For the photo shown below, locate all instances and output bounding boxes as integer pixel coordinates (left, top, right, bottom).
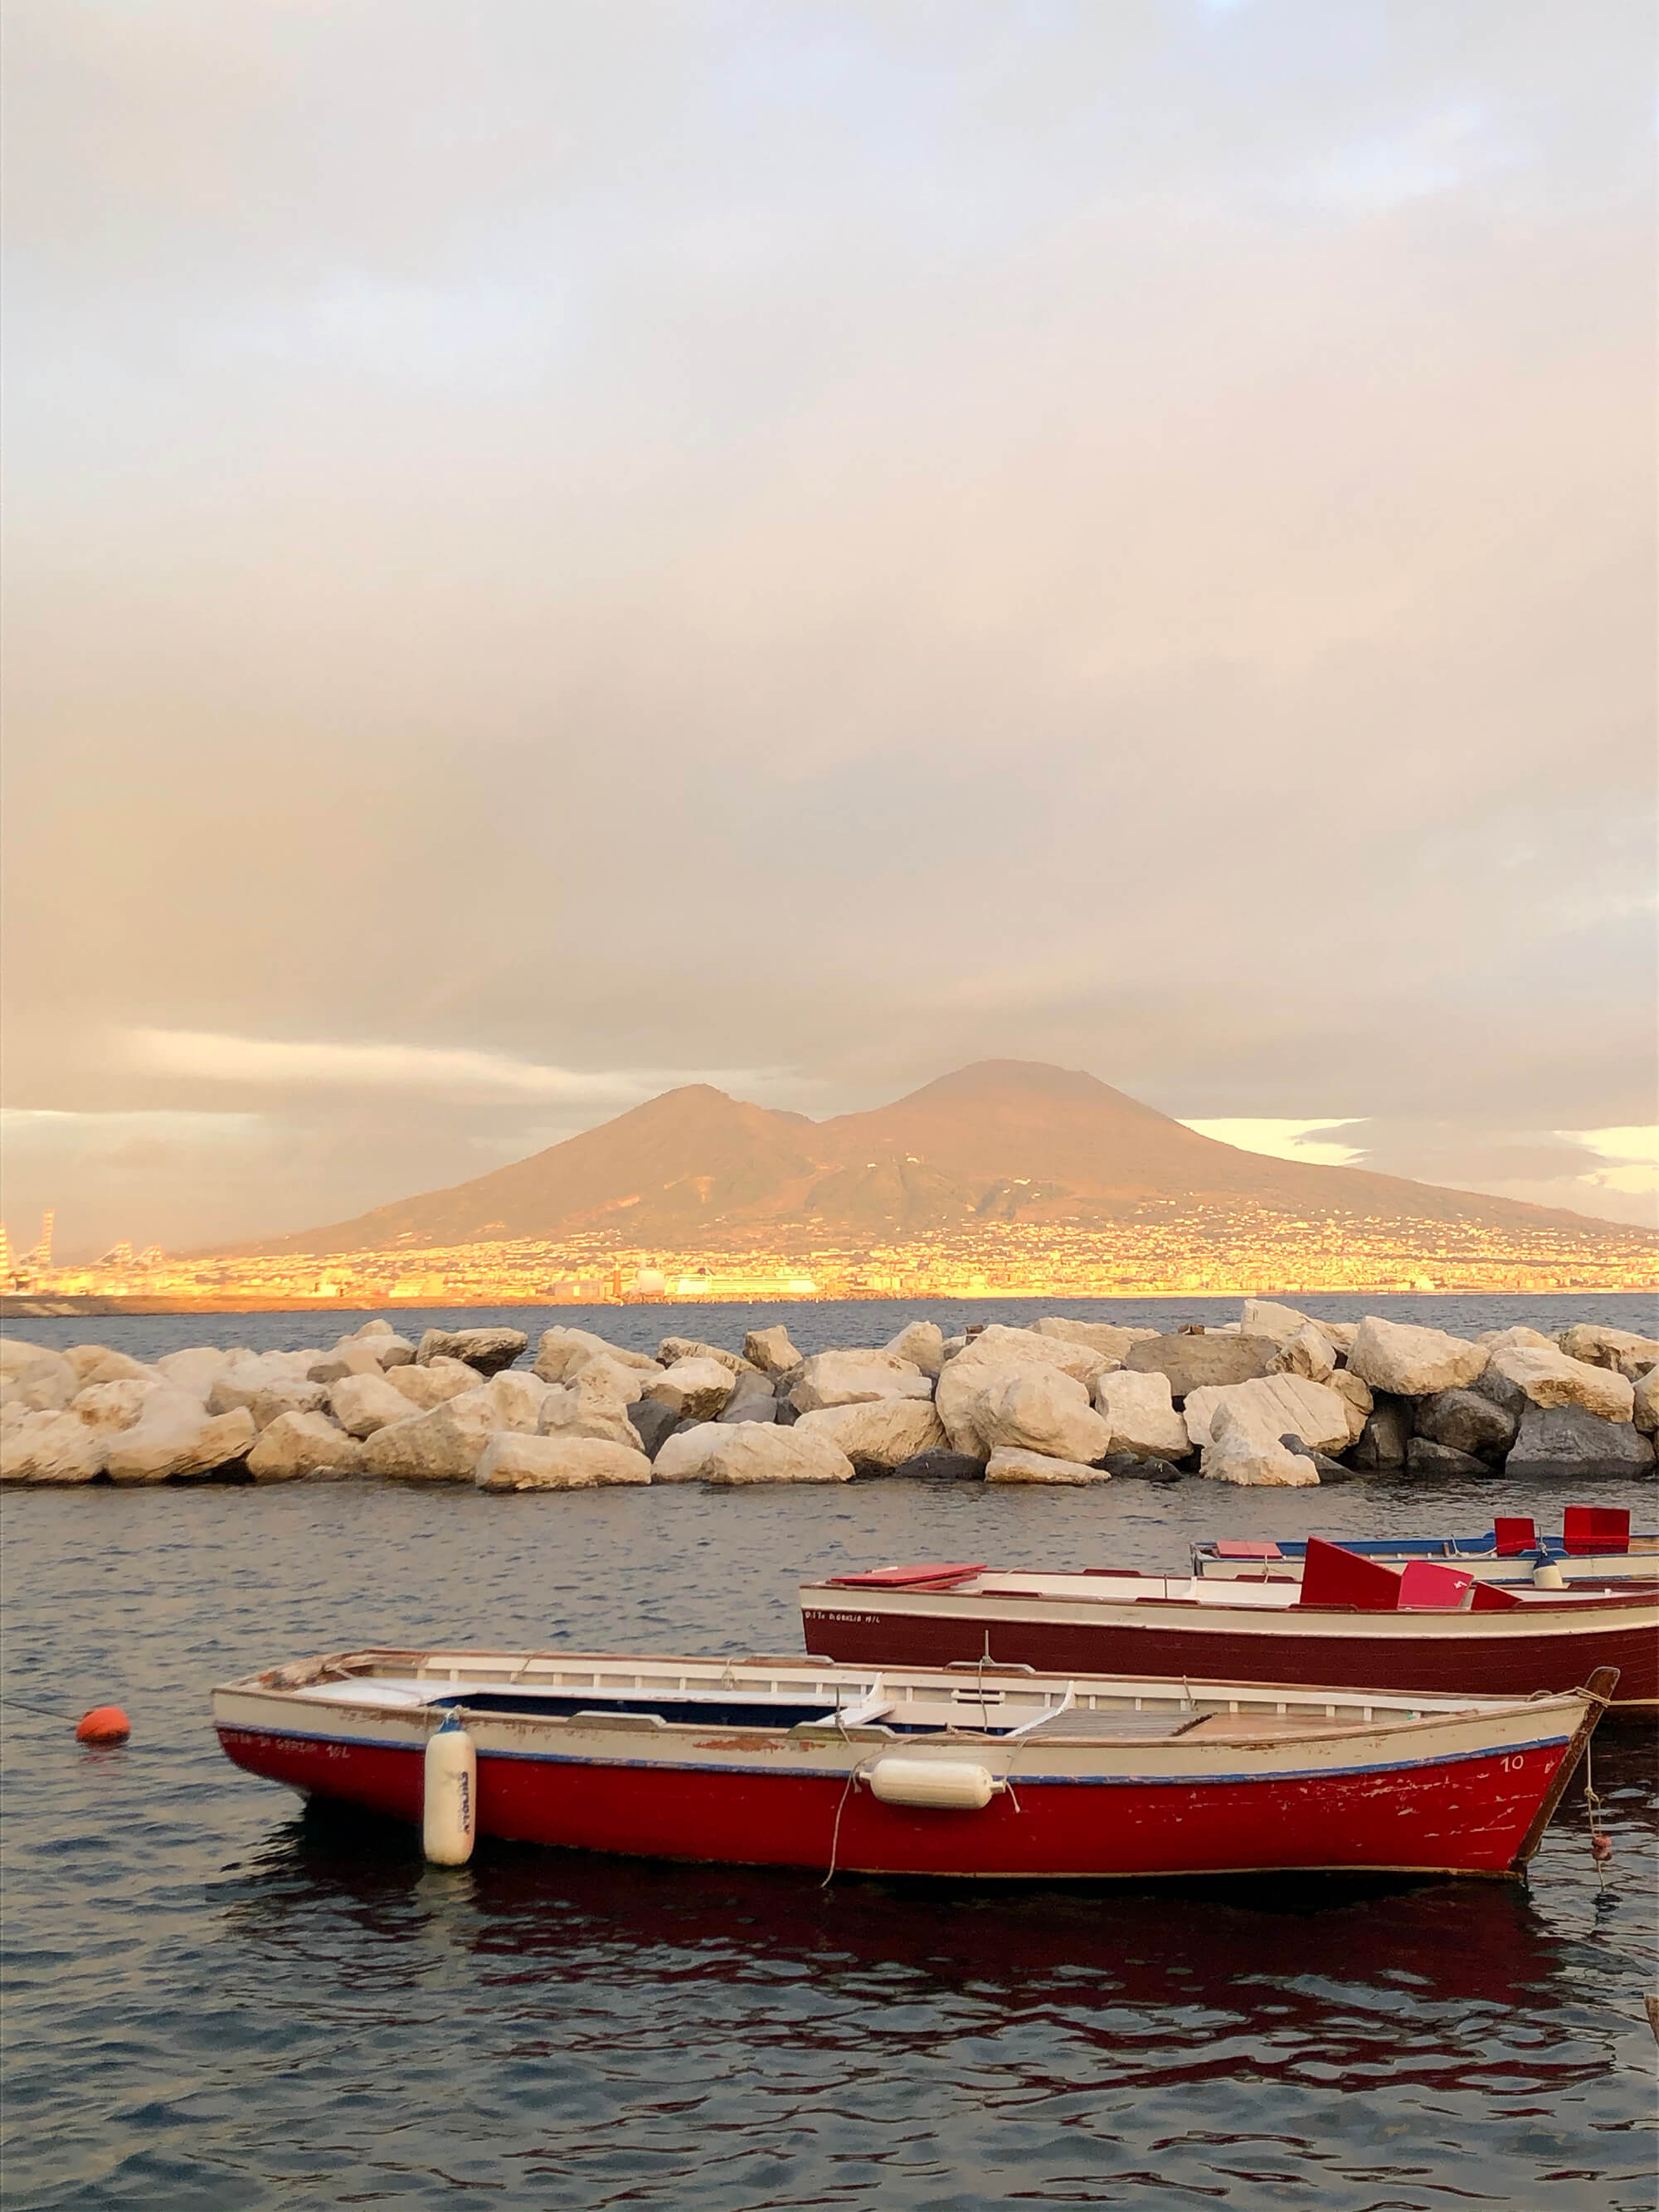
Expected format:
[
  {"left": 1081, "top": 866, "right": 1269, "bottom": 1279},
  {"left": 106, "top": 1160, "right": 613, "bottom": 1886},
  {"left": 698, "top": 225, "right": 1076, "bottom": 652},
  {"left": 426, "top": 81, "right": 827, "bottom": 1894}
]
[{"left": 240, "top": 1060, "right": 1642, "bottom": 1255}]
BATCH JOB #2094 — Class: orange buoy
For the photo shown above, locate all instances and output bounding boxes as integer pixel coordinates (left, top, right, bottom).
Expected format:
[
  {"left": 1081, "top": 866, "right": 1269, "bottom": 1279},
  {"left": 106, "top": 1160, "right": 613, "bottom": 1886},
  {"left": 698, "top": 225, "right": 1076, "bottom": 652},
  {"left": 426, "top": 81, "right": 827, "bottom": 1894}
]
[{"left": 75, "top": 1705, "right": 131, "bottom": 1746}]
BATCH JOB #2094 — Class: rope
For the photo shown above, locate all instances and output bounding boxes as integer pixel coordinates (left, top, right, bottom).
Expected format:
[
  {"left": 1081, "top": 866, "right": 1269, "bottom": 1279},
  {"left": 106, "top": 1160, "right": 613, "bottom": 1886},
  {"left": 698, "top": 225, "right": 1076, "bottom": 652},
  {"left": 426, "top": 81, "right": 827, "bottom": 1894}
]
[
  {"left": 820, "top": 1761, "right": 867, "bottom": 1889},
  {"left": 0, "top": 1694, "right": 73, "bottom": 1722}
]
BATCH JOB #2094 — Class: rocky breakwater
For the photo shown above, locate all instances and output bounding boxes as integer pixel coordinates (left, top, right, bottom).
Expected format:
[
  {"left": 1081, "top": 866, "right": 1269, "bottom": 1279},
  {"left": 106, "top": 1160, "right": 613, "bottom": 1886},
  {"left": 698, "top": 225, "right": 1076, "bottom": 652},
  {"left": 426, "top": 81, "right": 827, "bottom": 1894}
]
[{"left": 2, "top": 1307, "right": 1655, "bottom": 1492}]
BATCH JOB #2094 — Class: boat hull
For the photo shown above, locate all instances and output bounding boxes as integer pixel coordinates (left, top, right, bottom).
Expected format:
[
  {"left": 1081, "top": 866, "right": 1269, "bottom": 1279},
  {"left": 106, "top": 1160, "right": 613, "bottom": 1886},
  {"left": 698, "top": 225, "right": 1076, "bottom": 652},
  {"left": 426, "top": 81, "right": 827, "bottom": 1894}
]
[
  {"left": 800, "top": 1588, "right": 1659, "bottom": 1707},
  {"left": 214, "top": 1710, "right": 1587, "bottom": 1883}
]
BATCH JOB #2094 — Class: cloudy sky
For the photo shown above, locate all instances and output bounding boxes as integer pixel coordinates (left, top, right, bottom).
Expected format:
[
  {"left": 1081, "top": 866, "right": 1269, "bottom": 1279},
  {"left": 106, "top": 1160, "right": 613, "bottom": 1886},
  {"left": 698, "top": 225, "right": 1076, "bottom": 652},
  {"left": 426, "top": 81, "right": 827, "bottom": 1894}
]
[{"left": 2, "top": 0, "right": 1654, "bottom": 1257}]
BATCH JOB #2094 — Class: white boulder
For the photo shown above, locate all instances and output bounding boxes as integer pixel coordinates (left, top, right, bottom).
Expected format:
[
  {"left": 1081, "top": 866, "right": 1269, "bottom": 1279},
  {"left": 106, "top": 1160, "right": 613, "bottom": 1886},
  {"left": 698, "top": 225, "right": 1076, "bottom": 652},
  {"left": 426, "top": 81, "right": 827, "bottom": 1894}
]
[
  {"left": 1271, "top": 1323, "right": 1336, "bottom": 1383},
  {"left": 153, "top": 1347, "right": 233, "bottom": 1401},
  {"left": 1479, "top": 1325, "right": 1556, "bottom": 1352},
  {"left": 105, "top": 1398, "right": 255, "bottom": 1483},
  {"left": 649, "top": 1424, "right": 727, "bottom": 1483},
  {"left": 385, "top": 1357, "right": 481, "bottom": 1410},
  {"left": 361, "top": 1389, "right": 500, "bottom": 1482},
  {"left": 1328, "top": 1368, "right": 1374, "bottom": 1442},
  {"left": 1183, "top": 1374, "right": 1351, "bottom": 1457},
  {"left": 69, "top": 1378, "right": 157, "bottom": 1435},
  {"left": 534, "top": 1328, "right": 659, "bottom": 1385},
  {"left": 788, "top": 1350, "right": 932, "bottom": 1413},
  {"left": 647, "top": 1357, "right": 737, "bottom": 1422},
  {"left": 1347, "top": 1317, "right": 1486, "bottom": 1397},
  {"left": 62, "top": 1345, "right": 156, "bottom": 1386},
  {"left": 795, "top": 1398, "right": 947, "bottom": 1472},
  {"left": 1034, "top": 1316, "right": 1154, "bottom": 1361},
  {"left": 538, "top": 1364, "right": 645, "bottom": 1451},
  {"left": 1633, "top": 1368, "right": 1659, "bottom": 1435},
  {"left": 207, "top": 1352, "right": 318, "bottom": 1415},
  {"left": 883, "top": 1321, "right": 947, "bottom": 1378},
  {"left": 251, "top": 1379, "right": 333, "bottom": 1429},
  {"left": 246, "top": 1412, "right": 362, "bottom": 1481},
  {"left": 658, "top": 1337, "right": 760, "bottom": 1378},
  {"left": 985, "top": 1446, "right": 1109, "bottom": 1485},
  {"left": 484, "top": 1370, "right": 553, "bottom": 1432},
  {"left": 475, "top": 1432, "right": 651, "bottom": 1490},
  {"left": 330, "top": 1371, "right": 423, "bottom": 1439},
  {"left": 0, "top": 1338, "right": 58, "bottom": 1375},
  {"left": 1202, "top": 1403, "right": 1321, "bottom": 1487},
  {"left": 742, "top": 1325, "right": 802, "bottom": 1377},
  {"left": 976, "top": 1369, "right": 1112, "bottom": 1465},
  {"left": 1, "top": 1411, "right": 105, "bottom": 1484},
  {"left": 1485, "top": 1344, "right": 1634, "bottom": 1422},
  {"left": 703, "top": 1426, "right": 855, "bottom": 1485},
  {"left": 1558, "top": 1323, "right": 1659, "bottom": 1376},
  {"left": 307, "top": 1341, "right": 388, "bottom": 1384},
  {"left": 0, "top": 1349, "right": 78, "bottom": 1413},
  {"left": 935, "top": 1327, "right": 1112, "bottom": 1456},
  {"left": 1092, "top": 1369, "right": 1190, "bottom": 1461}
]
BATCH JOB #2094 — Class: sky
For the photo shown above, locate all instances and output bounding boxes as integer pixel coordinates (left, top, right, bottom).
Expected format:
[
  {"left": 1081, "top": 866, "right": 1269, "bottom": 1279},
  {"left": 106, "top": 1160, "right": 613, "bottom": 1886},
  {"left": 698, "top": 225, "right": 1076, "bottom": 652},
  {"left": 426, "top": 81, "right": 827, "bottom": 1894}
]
[{"left": 2, "top": 0, "right": 1655, "bottom": 1257}]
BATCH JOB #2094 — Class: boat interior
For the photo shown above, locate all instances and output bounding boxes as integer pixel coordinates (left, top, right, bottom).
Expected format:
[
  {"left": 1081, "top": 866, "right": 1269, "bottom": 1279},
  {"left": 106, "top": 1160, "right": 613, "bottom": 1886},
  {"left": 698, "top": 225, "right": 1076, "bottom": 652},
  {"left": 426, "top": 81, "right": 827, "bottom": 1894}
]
[{"left": 239, "top": 1648, "right": 1524, "bottom": 1742}]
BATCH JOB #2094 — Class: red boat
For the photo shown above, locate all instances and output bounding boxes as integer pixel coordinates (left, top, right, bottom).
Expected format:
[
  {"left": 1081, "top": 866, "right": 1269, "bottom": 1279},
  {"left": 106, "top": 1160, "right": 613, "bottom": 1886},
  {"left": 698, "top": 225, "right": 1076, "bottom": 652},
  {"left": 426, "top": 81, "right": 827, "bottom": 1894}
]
[
  {"left": 799, "top": 1539, "right": 1659, "bottom": 1709},
  {"left": 212, "top": 1644, "right": 1613, "bottom": 1883}
]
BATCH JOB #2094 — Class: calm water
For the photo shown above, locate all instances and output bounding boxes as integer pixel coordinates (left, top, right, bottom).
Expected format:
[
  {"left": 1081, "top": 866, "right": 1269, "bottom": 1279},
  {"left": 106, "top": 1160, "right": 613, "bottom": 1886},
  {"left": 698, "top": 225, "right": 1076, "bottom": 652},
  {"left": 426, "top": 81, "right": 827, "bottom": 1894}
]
[{"left": 3, "top": 1296, "right": 1657, "bottom": 2210}]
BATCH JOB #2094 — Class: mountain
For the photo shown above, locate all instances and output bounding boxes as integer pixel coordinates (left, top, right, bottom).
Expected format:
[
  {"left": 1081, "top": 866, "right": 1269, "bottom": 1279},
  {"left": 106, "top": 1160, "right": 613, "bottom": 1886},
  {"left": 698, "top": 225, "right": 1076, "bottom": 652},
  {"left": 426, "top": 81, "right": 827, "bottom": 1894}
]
[{"left": 239, "top": 1059, "right": 1639, "bottom": 1256}]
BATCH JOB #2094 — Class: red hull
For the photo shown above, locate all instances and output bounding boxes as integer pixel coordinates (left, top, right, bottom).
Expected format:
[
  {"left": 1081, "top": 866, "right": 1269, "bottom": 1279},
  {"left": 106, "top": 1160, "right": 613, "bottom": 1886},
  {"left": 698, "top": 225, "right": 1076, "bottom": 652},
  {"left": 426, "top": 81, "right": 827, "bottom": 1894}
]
[
  {"left": 800, "top": 1602, "right": 1659, "bottom": 1706},
  {"left": 216, "top": 1724, "right": 1574, "bottom": 1879}
]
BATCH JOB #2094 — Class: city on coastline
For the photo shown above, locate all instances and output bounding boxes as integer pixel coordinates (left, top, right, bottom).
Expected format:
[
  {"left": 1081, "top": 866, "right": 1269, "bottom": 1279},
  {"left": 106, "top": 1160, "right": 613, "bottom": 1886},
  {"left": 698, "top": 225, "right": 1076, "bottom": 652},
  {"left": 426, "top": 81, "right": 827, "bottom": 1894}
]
[{"left": 4, "top": 1203, "right": 1653, "bottom": 1314}]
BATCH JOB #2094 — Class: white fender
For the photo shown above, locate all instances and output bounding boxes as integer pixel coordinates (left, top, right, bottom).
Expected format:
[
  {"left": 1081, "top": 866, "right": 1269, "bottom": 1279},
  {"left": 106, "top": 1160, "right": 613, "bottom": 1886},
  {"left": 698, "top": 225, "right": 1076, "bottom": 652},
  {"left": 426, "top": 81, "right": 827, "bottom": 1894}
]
[
  {"left": 423, "top": 1714, "right": 477, "bottom": 1864},
  {"left": 867, "top": 1757, "right": 1000, "bottom": 1811}
]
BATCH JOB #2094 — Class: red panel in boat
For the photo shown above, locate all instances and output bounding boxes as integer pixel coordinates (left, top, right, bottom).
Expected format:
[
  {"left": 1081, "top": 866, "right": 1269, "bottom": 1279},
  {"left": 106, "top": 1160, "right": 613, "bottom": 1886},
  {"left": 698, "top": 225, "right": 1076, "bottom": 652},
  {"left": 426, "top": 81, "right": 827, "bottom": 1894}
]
[
  {"left": 1564, "top": 1506, "right": 1630, "bottom": 1555},
  {"left": 1493, "top": 1518, "right": 1537, "bottom": 1557},
  {"left": 1397, "top": 1563, "right": 1475, "bottom": 1611},
  {"left": 1297, "top": 1538, "right": 1402, "bottom": 1611}
]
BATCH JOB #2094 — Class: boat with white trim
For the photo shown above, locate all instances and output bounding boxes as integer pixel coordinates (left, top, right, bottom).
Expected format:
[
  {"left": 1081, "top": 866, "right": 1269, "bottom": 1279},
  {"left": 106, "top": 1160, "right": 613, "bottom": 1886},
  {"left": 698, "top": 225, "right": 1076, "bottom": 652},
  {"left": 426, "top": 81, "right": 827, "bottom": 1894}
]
[
  {"left": 799, "top": 1539, "right": 1659, "bottom": 1709},
  {"left": 1193, "top": 1507, "right": 1657, "bottom": 1587},
  {"left": 212, "top": 1644, "right": 1614, "bottom": 1883}
]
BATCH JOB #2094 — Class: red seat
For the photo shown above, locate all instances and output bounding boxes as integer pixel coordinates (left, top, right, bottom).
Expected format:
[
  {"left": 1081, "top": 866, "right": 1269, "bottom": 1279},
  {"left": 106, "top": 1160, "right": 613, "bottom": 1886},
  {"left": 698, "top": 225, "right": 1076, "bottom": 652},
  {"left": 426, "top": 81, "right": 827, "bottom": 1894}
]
[
  {"left": 1396, "top": 1561, "right": 1474, "bottom": 1611},
  {"left": 825, "top": 1563, "right": 985, "bottom": 1589},
  {"left": 1563, "top": 1506, "right": 1629, "bottom": 1555},
  {"left": 1493, "top": 1517, "right": 1536, "bottom": 1557},
  {"left": 1212, "top": 1541, "right": 1283, "bottom": 1559}
]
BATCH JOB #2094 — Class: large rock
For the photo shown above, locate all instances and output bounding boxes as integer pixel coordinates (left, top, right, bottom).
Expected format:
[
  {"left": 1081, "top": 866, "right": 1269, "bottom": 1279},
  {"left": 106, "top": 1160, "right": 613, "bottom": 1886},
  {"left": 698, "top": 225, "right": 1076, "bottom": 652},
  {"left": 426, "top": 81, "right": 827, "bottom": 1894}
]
[
  {"left": 105, "top": 1399, "right": 255, "bottom": 1484},
  {"left": 651, "top": 1423, "right": 727, "bottom": 1483},
  {"left": 1349, "top": 1397, "right": 1413, "bottom": 1471},
  {"left": 647, "top": 1357, "right": 737, "bottom": 1422},
  {"left": 1415, "top": 1388, "right": 1517, "bottom": 1462},
  {"left": 795, "top": 1398, "right": 947, "bottom": 1472},
  {"left": 488, "top": 1370, "right": 553, "bottom": 1432},
  {"left": 1559, "top": 1323, "right": 1659, "bottom": 1378},
  {"left": 534, "top": 1328, "right": 659, "bottom": 1385},
  {"left": 1092, "top": 1369, "right": 1190, "bottom": 1461},
  {"left": 0, "top": 1411, "right": 105, "bottom": 1483},
  {"left": 703, "top": 1426, "right": 855, "bottom": 1485},
  {"left": 1124, "top": 1333, "right": 1281, "bottom": 1397},
  {"left": 1239, "top": 1301, "right": 1343, "bottom": 1354},
  {"left": 416, "top": 1327, "right": 527, "bottom": 1376},
  {"left": 1328, "top": 1369, "right": 1374, "bottom": 1442},
  {"left": 62, "top": 1344, "right": 155, "bottom": 1386},
  {"left": 539, "top": 1365, "right": 647, "bottom": 1451},
  {"left": 387, "top": 1357, "right": 490, "bottom": 1411},
  {"left": 893, "top": 1449, "right": 986, "bottom": 1481},
  {"left": 69, "top": 1378, "right": 158, "bottom": 1436},
  {"left": 246, "top": 1412, "right": 362, "bottom": 1481},
  {"left": 1405, "top": 1437, "right": 1491, "bottom": 1479},
  {"left": 209, "top": 1352, "right": 321, "bottom": 1414},
  {"left": 1034, "top": 1317, "right": 1155, "bottom": 1362},
  {"left": 0, "top": 1338, "right": 60, "bottom": 1376},
  {"left": 789, "top": 1350, "right": 932, "bottom": 1414},
  {"left": 1480, "top": 1325, "right": 1556, "bottom": 1353},
  {"left": 1347, "top": 1318, "right": 1486, "bottom": 1397},
  {"left": 985, "top": 1446, "right": 1108, "bottom": 1485},
  {"left": 658, "top": 1337, "right": 759, "bottom": 1378},
  {"left": 251, "top": 1378, "right": 333, "bottom": 1429},
  {"left": 718, "top": 1373, "right": 778, "bottom": 1423},
  {"left": 308, "top": 1342, "right": 387, "bottom": 1384},
  {"left": 1470, "top": 1364, "right": 1528, "bottom": 1421},
  {"left": 743, "top": 1325, "right": 802, "bottom": 1377},
  {"left": 329, "top": 1372, "right": 421, "bottom": 1438},
  {"left": 475, "top": 1432, "right": 651, "bottom": 1490},
  {"left": 934, "top": 1328, "right": 1110, "bottom": 1455},
  {"left": 0, "top": 1349, "right": 79, "bottom": 1413},
  {"left": 626, "top": 1397, "right": 680, "bottom": 1457},
  {"left": 883, "top": 1320, "right": 947, "bottom": 1377},
  {"left": 1271, "top": 1324, "right": 1336, "bottom": 1383},
  {"left": 1634, "top": 1368, "right": 1659, "bottom": 1436},
  {"left": 1201, "top": 1403, "right": 1319, "bottom": 1488},
  {"left": 976, "top": 1369, "right": 1112, "bottom": 1464},
  {"left": 153, "top": 1347, "right": 233, "bottom": 1400},
  {"left": 1486, "top": 1345, "right": 1634, "bottom": 1422},
  {"left": 347, "top": 1320, "right": 416, "bottom": 1365},
  {"left": 1505, "top": 1403, "right": 1656, "bottom": 1479},
  {"left": 361, "top": 1390, "right": 500, "bottom": 1481},
  {"left": 1182, "top": 1374, "right": 1350, "bottom": 1456}
]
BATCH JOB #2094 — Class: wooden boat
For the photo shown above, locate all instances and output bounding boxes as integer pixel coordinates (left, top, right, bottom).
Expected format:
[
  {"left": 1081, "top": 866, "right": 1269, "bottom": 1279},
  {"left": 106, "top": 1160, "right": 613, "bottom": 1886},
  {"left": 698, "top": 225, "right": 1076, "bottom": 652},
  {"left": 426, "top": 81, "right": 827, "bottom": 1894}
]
[
  {"left": 799, "top": 1539, "right": 1659, "bottom": 1709},
  {"left": 1193, "top": 1507, "right": 1657, "bottom": 1587},
  {"left": 212, "top": 1645, "right": 1614, "bottom": 1882}
]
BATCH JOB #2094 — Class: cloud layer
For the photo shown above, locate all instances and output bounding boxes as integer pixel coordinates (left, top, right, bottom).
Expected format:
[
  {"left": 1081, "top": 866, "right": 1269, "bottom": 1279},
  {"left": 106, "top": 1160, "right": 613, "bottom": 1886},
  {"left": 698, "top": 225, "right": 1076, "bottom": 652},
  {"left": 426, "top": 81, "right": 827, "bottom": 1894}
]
[{"left": 2, "top": 2, "right": 1653, "bottom": 1253}]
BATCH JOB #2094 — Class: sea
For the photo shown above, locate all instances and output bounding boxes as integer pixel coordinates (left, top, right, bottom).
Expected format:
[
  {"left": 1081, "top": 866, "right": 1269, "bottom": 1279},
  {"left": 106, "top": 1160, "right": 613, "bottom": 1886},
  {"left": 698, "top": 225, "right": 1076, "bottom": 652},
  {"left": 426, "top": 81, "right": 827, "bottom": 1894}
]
[{"left": 3, "top": 1292, "right": 1656, "bottom": 2211}]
